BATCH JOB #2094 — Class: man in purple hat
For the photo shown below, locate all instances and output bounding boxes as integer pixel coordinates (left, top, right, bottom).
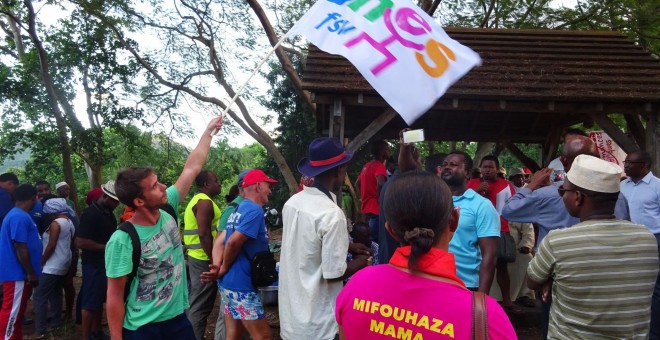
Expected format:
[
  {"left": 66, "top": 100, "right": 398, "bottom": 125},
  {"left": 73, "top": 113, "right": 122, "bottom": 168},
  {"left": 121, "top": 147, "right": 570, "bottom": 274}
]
[{"left": 279, "top": 137, "right": 372, "bottom": 340}]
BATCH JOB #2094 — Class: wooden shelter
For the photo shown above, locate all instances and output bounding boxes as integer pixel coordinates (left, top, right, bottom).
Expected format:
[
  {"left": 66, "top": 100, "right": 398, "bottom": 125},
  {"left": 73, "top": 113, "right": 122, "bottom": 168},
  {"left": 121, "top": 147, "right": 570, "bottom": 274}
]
[{"left": 301, "top": 28, "right": 660, "bottom": 172}]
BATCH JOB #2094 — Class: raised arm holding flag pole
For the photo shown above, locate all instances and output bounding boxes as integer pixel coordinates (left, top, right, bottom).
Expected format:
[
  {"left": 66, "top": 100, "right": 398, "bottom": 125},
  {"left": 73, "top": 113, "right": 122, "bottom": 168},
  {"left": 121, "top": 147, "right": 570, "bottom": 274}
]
[{"left": 215, "top": 0, "right": 481, "bottom": 135}]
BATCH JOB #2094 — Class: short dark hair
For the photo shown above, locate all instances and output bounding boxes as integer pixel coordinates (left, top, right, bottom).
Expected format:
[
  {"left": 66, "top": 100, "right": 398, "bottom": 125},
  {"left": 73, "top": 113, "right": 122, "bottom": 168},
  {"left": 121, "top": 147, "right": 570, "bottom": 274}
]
[
  {"left": 115, "top": 167, "right": 155, "bottom": 208},
  {"left": 568, "top": 181, "right": 619, "bottom": 207},
  {"left": 351, "top": 221, "right": 370, "bottom": 237},
  {"left": 383, "top": 171, "right": 453, "bottom": 271},
  {"left": 0, "top": 172, "right": 19, "bottom": 185},
  {"left": 35, "top": 180, "right": 50, "bottom": 188},
  {"left": 14, "top": 184, "right": 36, "bottom": 202},
  {"left": 630, "top": 150, "right": 652, "bottom": 167},
  {"left": 425, "top": 153, "right": 446, "bottom": 174},
  {"left": 447, "top": 151, "right": 473, "bottom": 172},
  {"left": 371, "top": 140, "right": 388, "bottom": 157},
  {"left": 480, "top": 155, "right": 500, "bottom": 169},
  {"left": 195, "top": 170, "right": 214, "bottom": 188},
  {"left": 565, "top": 128, "right": 588, "bottom": 137},
  {"left": 225, "top": 184, "right": 239, "bottom": 203}
]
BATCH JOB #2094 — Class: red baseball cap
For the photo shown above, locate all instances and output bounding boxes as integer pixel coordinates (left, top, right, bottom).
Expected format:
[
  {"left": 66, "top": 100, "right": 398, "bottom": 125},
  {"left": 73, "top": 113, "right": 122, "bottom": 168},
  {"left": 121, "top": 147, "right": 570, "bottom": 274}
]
[{"left": 241, "top": 169, "right": 278, "bottom": 188}]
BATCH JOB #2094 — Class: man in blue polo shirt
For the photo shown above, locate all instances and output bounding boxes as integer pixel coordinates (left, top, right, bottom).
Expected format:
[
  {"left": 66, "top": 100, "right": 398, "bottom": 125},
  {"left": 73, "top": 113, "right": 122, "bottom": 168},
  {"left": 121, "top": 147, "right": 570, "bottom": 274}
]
[{"left": 441, "top": 151, "right": 500, "bottom": 292}]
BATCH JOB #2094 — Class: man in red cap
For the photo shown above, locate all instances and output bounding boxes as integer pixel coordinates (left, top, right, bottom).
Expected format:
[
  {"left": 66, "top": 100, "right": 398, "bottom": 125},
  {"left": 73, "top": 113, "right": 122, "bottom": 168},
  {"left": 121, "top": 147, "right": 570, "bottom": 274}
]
[
  {"left": 207, "top": 169, "right": 277, "bottom": 340},
  {"left": 279, "top": 137, "right": 371, "bottom": 340}
]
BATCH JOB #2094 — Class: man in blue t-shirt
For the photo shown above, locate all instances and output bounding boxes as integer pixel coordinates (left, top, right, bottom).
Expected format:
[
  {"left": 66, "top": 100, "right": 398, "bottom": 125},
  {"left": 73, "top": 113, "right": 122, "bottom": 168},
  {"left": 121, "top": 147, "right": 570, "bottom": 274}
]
[
  {"left": 441, "top": 151, "right": 500, "bottom": 293},
  {"left": 0, "top": 184, "right": 43, "bottom": 340},
  {"left": 215, "top": 169, "right": 277, "bottom": 340},
  {"left": 0, "top": 173, "right": 19, "bottom": 225}
]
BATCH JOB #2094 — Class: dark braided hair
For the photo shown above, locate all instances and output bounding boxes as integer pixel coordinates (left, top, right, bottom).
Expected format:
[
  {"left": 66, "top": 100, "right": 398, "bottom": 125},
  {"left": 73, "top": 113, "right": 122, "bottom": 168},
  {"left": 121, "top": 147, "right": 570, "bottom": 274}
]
[{"left": 383, "top": 171, "right": 453, "bottom": 271}]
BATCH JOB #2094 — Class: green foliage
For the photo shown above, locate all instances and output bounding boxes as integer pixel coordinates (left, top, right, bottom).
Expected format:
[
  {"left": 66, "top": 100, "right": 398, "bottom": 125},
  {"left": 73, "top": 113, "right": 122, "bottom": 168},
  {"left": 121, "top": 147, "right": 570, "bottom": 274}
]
[{"left": 259, "top": 56, "right": 316, "bottom": 210}]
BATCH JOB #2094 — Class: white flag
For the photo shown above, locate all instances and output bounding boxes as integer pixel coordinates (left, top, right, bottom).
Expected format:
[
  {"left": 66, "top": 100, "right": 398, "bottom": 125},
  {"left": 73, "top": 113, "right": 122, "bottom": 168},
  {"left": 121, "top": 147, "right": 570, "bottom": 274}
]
[{"left": 286, "top": 0, "right": 482, "bottom": 125}]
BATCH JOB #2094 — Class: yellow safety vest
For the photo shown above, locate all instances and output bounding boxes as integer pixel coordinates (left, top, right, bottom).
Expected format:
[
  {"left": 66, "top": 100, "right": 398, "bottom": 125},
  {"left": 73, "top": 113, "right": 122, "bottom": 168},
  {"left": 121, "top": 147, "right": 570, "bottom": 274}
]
[{"left": 183, "top": 193, "right": 220, "bottom": 260}]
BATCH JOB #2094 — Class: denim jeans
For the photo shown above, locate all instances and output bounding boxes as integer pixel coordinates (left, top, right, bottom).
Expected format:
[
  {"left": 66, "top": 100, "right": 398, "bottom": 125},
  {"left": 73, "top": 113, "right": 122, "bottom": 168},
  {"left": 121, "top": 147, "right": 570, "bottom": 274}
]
[
  {"left": 34, "top": 273, "right": 64, "bottom": 335},
  {"left": 367, "top": 214, "right": 379, "bottom": 244}
]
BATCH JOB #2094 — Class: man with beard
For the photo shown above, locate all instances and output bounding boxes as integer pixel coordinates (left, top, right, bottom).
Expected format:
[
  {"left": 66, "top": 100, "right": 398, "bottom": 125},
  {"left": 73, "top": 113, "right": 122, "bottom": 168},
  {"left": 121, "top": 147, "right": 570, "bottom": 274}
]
[
  {"left": 105, "top": 116, "right": 223, "bottom": 339},
  {"left": 183, "top": 170, "right": 222, "bottom": 340},
  {"left": 442, "top": 151, "right": 500, "bottom": 292}
]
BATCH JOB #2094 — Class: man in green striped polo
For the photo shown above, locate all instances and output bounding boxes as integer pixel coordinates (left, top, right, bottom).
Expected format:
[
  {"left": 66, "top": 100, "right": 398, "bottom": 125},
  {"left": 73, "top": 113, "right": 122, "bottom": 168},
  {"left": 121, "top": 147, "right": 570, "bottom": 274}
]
[{"left": 527, "top": 155, "right": 659, "bottom": 339}]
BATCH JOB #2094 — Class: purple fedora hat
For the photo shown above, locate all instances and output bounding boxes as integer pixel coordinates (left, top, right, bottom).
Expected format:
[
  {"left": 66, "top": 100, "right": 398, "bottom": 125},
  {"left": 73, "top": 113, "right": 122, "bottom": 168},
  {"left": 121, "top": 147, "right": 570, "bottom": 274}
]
[{"left": 297, "top": 137, "right": 353, "bottom": 177}]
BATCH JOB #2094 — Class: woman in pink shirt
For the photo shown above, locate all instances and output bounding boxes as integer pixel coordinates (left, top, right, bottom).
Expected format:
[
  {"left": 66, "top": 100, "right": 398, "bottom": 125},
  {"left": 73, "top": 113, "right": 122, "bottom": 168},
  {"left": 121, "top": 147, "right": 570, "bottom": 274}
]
[{"left": 336, "top": 171, "right": 517, "bottom": 339}]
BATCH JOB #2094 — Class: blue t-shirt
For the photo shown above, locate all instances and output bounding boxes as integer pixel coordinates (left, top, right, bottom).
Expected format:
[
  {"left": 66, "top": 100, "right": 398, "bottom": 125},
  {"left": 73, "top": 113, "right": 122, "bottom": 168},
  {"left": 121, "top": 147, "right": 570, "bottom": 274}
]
[
  {"left": 0, "top": 207, "right": 43, "bottom": 282},
  {"left": 29, "top": 200, "right": 44, "bottom": 228},
  {"left": 448, "top": 189, "right": 500, "bottom": 288},
  {"left": 219, "top": 199, "right": 269, "bottom": 292},
  {"left": 0, "top": 187, "right": 13, "bottom": 225}
]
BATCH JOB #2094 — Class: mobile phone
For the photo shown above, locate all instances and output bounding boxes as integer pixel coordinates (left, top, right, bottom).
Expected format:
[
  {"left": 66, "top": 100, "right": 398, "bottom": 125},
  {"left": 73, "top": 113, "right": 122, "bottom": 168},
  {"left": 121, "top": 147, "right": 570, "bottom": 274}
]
[
  {"left": 550, "top": 170, "right": 565, "bottom": 182},
  {"left": 402, "top": 129, "right": 425, "bottom": 144}
]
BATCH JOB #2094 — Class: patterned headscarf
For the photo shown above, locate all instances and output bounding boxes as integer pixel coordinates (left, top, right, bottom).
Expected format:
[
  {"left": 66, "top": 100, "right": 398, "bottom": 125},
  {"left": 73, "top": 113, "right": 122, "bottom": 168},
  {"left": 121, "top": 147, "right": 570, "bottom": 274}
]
[{"left": 43, "top": 198, "right": 75, "bottom": 218}]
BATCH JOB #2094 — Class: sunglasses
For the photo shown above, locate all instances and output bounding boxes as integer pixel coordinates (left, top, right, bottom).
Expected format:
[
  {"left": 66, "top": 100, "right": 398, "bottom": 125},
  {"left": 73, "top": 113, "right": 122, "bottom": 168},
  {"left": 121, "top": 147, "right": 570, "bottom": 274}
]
[{"left": 558, "top": 185, "right": 589, "bottom": 197}]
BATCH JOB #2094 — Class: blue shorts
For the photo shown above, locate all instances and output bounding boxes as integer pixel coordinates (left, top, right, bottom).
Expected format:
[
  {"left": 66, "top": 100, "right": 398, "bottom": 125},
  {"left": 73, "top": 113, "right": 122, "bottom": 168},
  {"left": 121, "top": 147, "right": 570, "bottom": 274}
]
[
  {"left": 220, "top": 288, "right": 264, "bottom": 320},
  {"left": 81, "top": 264, "right": 107, "bottom": 311},
  {"left": 122, "top": 313, "right": 194, "bottom": 340}
]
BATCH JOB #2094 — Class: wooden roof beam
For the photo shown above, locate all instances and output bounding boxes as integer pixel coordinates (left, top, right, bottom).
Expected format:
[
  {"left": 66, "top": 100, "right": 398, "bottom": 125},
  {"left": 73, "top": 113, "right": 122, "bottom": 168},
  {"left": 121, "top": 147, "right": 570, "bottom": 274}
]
[
  {"left": 504, "top": 142, "right": 541, "bottom": 172},
  {"left": 346, "top": 108, "right": 397, "bottom": 153},
  {"left": 589, "top": 114, "right": 640, "bottom": 153},
  {"left": 624, "top": 114, "right": 646, "bottom": 149}
]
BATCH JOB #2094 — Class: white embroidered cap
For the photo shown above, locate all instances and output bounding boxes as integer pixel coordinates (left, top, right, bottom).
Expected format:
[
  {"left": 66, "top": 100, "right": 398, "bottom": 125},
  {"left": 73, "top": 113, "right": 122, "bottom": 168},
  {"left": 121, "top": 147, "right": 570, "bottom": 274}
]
[{"left": 566, "top": 155, "right": 622, "bottom": 193}]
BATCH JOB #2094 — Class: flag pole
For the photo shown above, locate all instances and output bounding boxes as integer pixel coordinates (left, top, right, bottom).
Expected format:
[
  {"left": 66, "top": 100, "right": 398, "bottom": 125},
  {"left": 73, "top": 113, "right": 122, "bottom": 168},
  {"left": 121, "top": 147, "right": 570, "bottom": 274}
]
[{"left": 210, "top": 38, "right": 285, "bottom": 136}]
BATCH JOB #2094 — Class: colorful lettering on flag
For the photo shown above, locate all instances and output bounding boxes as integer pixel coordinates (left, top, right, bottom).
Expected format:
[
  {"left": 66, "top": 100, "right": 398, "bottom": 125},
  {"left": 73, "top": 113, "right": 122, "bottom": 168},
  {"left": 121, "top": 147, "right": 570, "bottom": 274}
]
[{"left": 286, "top": 0, "right": 482, "bottom": 125}]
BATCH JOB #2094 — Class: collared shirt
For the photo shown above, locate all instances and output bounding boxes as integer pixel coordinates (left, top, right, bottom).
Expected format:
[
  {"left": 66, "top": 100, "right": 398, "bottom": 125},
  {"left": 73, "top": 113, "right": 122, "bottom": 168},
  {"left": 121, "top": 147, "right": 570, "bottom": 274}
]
[
  {"left": 448, "top": 189, "right": 500, "bottom": 288},
  {"left": 502, "top": 184, "right": 630, "bottom": 246},
  {"left": 620, "top": 172, "right": 660, "bottom": 234},
  {"left": 279, "top": 185, "right": 349, "bottom": 340},
  {"left": 528, "top": 219, "right": 658, "bottom": 339},
  {"left": 78, "top": 202, "right": 117, "bottom": 266}
]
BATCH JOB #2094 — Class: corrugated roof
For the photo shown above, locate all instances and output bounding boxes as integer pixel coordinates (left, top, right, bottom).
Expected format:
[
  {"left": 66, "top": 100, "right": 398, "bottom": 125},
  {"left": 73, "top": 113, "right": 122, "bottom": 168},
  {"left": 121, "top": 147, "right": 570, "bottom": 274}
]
[
  {"left": 303, "top": 28, "right": 660, "bottom": 101},
  {"left": 302, "top": 28, "right": 660, "bottom": 145}
]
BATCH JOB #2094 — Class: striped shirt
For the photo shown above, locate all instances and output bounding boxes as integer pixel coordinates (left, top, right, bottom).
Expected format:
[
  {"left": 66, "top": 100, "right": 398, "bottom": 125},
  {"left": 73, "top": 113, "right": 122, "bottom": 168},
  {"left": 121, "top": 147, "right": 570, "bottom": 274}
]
[{"left": 528, "top": 219, "right": 659, "bottom": 339}]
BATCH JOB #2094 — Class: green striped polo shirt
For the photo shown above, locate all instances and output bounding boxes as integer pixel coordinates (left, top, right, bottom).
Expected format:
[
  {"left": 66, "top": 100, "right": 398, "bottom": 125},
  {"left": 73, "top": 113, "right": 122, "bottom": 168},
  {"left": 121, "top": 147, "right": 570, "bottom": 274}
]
[{"left": 528, "top": 219, "right": 659, "bottom": 339}]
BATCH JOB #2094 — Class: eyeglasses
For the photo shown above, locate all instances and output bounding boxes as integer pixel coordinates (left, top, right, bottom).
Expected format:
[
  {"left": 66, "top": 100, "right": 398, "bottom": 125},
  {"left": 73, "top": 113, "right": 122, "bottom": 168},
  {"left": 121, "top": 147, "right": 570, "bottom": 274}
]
[
  {"left": 623, "top": 160, "right": 644, "bottom": 165},
  {"left": 558, "top": 186, "right": 590, "bottom": 197},
  {"left": 557, "top": 186, "right": 576, "bottom": 196}
]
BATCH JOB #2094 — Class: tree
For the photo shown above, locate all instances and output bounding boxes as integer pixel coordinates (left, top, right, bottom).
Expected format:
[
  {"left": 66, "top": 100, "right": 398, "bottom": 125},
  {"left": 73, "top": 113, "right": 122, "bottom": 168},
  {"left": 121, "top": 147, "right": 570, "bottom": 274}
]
[
  {"left": 1, "top": 1, "right": 155, "bottom": 210},
  {"left": 77, "top": 0, "right": 315, "bottom": 196},
  {"left": 260, "top": 56, "right": 317, "bottom": 210}
]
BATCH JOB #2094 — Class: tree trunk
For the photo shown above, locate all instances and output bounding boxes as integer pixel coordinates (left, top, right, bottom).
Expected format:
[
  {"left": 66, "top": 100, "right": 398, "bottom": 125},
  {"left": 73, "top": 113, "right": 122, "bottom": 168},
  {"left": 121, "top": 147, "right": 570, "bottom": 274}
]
[
  {"left": 473, "top": 142, "right": 495, "bottom": 168},
  {"left": 24, "top": 0, "right": 79, "bottom": 213}
]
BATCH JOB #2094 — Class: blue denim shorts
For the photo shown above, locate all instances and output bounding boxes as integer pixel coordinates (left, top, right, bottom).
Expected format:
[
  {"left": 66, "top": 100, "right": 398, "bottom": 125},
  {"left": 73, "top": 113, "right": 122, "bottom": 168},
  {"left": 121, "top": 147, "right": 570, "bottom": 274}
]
[{"left": 220, "top": 288, "right": 265, "bottom": 320}]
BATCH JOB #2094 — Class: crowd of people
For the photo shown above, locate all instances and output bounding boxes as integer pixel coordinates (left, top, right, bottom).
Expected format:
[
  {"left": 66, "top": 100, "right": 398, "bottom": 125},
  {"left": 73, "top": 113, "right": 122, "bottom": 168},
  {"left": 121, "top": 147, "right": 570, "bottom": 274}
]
[{"left": 0, "top": 118, "right": 658, "bottom": 340}]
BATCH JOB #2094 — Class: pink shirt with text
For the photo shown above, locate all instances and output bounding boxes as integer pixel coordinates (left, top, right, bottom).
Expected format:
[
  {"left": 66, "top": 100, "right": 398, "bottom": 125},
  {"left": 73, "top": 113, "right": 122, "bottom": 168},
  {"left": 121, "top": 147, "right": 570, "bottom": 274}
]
[{"left": 336, "top": 265, "right": 517, "bottom": 340}]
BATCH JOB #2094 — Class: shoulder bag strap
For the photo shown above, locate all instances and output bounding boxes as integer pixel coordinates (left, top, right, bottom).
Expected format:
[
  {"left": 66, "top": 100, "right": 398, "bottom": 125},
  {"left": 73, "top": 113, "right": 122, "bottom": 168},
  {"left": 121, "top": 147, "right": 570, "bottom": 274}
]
[
  {"left": 118, "top": 221, "right": 140, "bottom": 302},
  {"left": 472, "top": 291, "right": 488, "bottom": 340}
]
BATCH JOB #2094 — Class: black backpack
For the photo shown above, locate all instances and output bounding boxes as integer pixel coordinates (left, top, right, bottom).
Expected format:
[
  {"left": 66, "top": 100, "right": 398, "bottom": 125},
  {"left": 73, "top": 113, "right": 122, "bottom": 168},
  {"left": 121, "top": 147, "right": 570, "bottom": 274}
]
[
  {"left": 117, "top": 204, "right": 178, "bottom": 302},
  {"left": 227, "top": 202, "right": 278, "bottom": 288}
]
